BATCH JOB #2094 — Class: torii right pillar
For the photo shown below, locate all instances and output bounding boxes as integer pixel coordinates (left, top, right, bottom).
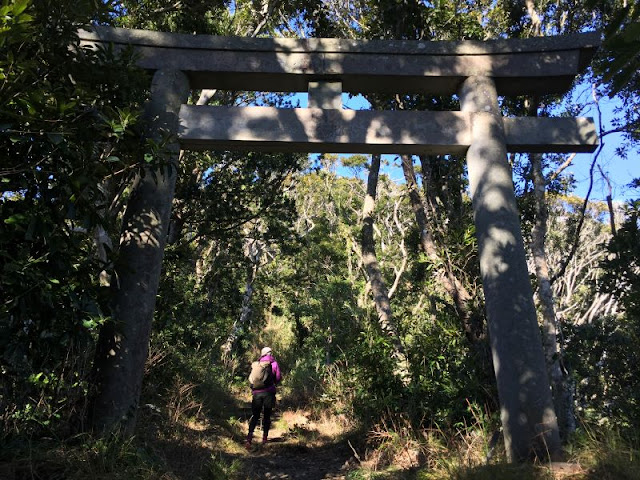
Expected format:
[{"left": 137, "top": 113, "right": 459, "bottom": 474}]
[{"left": 459, "top": 76, "right": 561, "bottom": 462}]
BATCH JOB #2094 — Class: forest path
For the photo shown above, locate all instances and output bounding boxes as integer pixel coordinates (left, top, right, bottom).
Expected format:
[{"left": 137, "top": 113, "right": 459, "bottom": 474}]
[{"left": 238, "top": 406, "right": 358, "bottom": 480}]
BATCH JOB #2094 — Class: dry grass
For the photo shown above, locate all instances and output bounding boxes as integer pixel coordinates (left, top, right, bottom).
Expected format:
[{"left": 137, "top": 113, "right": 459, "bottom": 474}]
[
  {"left": 166, "top": 379, "right": 203, "bottom": 425},
  {"left": 346, "top": 417, "right": 640, "bottom": 480},
  {"left": 344, "top": 411, "right": 606, "bottom": 480},
  {"left": 267, "top": 407, "right": 356, "bottom": 450}
]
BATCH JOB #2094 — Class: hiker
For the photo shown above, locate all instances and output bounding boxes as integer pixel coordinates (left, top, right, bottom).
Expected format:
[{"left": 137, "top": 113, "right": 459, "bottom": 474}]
[{"left": 246, "top": 346, "right": 282, "bottom": 447}]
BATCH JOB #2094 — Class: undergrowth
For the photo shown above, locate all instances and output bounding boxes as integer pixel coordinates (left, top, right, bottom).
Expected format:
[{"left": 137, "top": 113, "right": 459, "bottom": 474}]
[
  {"left": 3, "top": 403, "right": 640, "bottom": 480},
  {"left": 0, "top": 434, "right": 169, "bottom": 480},
  {"left": 3, "top": 357, "right": 640, "bottom": 480},
  {"left": 345, "top": 413, "right": 640, "bottom": 480}
]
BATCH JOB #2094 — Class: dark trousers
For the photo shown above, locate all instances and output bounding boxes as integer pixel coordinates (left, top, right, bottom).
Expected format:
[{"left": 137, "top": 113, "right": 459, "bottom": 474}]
[{"left": 248, "top": 391, "right": 275, "bottom": 438}]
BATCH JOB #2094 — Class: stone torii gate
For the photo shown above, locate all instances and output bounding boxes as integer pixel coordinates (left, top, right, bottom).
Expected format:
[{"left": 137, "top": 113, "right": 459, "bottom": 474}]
[{"left": 80, "top": 26, "right": 599, "bottom": 461}]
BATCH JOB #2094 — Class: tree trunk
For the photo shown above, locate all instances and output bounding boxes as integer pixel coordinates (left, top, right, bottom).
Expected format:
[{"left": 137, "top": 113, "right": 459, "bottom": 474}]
[
  {"left": 89, "top": 69, "right": 190, "bottom": 435},
  {"left": 361, "top": 153, "right": 410, "bottom": 384},
  {"left": 520, "top": 2, "right": 576, "bottom": 438},
  {"left": 221, "top": 260, "right": 259, "bottom": 363},
  {"left": 530, "top": 150, "right": 576, "bottom": 440},
  {"left": 221, "top": 236, "right": 268, "bottom": 364},
  {"left": 399, "top": 154, "right": 482, "bottom": 342}
]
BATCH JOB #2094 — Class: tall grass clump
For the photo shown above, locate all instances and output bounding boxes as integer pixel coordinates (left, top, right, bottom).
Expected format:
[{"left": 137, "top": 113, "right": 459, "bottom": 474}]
[
  {"left": 343, "top": 401, "right": 592, "bottom": 480},
  {"left": 565, "top": 424, "right": 640, "bottom": 480},
  {"left": 0, "top": 434, "right": 170, "bottom": 480}
]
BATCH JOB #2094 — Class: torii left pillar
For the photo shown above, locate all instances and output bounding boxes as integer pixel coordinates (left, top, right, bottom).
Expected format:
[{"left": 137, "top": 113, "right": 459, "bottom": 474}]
[
  {"left": 91, "top": 69, "right": 190, "bottom": 434},
  {"left": 459, "top": 76, "right": 562, "bottom": 461}
]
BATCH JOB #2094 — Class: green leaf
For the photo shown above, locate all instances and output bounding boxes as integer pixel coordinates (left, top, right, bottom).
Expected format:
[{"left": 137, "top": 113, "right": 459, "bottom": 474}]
[
  {"left": 82, "top": 319, "right": 96, "bottom": 329},
  {"left": 4, "top": 213, "right": 27, "bottom": 225},
  {"left": 16, "top": 13, "right": 32, "bottom": 24},
  {"left": 13, "top": 0, "right": 31, "bottom": 16}
]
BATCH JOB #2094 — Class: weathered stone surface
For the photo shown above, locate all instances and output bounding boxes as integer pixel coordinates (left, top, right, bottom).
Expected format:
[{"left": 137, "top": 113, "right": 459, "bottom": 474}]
[
  {"left": 178, "top": 105, "right": 597, "bottom": 154},
  {"left": 179, "top": 106, "right": 468, "bottom": 154},
  {"left": 78, "top": 26, "right": 599, "bottom": 95},
  {"left": 78, "top": 25, "right": 598, "bottom": 55},
  {"left": 502, "top": 116, "right": 597, "bottom": 153},
  {"left": 308, "top": 81, "right": 343, "bottom": 109}
]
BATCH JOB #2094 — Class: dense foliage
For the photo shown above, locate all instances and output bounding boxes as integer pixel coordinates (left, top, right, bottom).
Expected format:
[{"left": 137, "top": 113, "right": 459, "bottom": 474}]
[
  {"left": 567, "top": 195, "right": 640, "bottom": 430},
  {"left": 1, "top": 0, "right": 148, "bottom": 437}
]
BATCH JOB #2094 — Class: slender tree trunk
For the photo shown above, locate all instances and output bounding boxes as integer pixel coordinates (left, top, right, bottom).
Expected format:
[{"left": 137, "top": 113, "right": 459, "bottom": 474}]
[
  {"left": 525, "top": 0, "right": 543, "bottom": 36},
  {"left": 389, "top": 93, "right": 482, "bottom": 342},
  {"left": 417, "top": 154, "right": 439, "bottom": 217},
  {"left": 89, "top": 69, "right": 190, "bottom": 435},
  {"left": 530, "top": 150, "right": 576, "bottom": 440},
  {"left": 361, "top": 153, "right": 410, "bottom": 383},
  {"left": 399, "top": 154, "right": 482, "bottom": 342},
  {"left": 222, "top": 236, "right": 268, "bottom": 364},
  {"left": 597, "top": 165, "right": 617, "bottom": 236},
  {"left": 221, "top": 261, "right": 259, "bottom": 362},
  {"left": 93, "top": 224, "right": 113, "bottom": 287},
  {"left": 519, "top": 3, "right": 576, "bottom": 438}
]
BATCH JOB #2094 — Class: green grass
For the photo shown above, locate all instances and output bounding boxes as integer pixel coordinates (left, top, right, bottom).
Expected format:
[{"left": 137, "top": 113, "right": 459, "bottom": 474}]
[{"left": 0, "top": 434, "right": 169, "bottom": 480}]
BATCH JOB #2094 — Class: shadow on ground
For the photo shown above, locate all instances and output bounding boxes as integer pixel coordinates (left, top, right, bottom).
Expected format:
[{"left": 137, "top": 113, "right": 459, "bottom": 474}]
[{"left": 137, "top": 390, "right": 359, "bottom": 480}]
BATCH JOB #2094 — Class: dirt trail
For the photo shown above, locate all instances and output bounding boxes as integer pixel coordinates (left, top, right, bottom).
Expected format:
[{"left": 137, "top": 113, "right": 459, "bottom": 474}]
[
  {"left": 239, "top": 408, "right": 358, "bottom": 480},
  {"left": 243, "top": 441, "right": 354, "bottom": 479}
]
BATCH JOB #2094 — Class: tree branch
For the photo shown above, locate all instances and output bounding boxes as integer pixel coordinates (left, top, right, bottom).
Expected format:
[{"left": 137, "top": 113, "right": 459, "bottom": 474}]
[
  {"left": 548, "top": 153, "right": 576, "bottom": 183},
  {"left": 551, "top": 84, "right": 606, "bottom": 284}
]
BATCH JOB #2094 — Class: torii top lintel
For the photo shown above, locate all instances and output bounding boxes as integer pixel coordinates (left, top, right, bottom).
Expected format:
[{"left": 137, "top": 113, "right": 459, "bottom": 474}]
[{"left": 79, "top": 26, "right": 600, "bottom": 96}]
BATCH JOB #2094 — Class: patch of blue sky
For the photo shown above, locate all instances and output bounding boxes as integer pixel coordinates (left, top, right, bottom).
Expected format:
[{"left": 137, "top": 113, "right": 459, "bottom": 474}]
[{"left": 561, "top": 81, "right": 639, "bottom": 202}]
